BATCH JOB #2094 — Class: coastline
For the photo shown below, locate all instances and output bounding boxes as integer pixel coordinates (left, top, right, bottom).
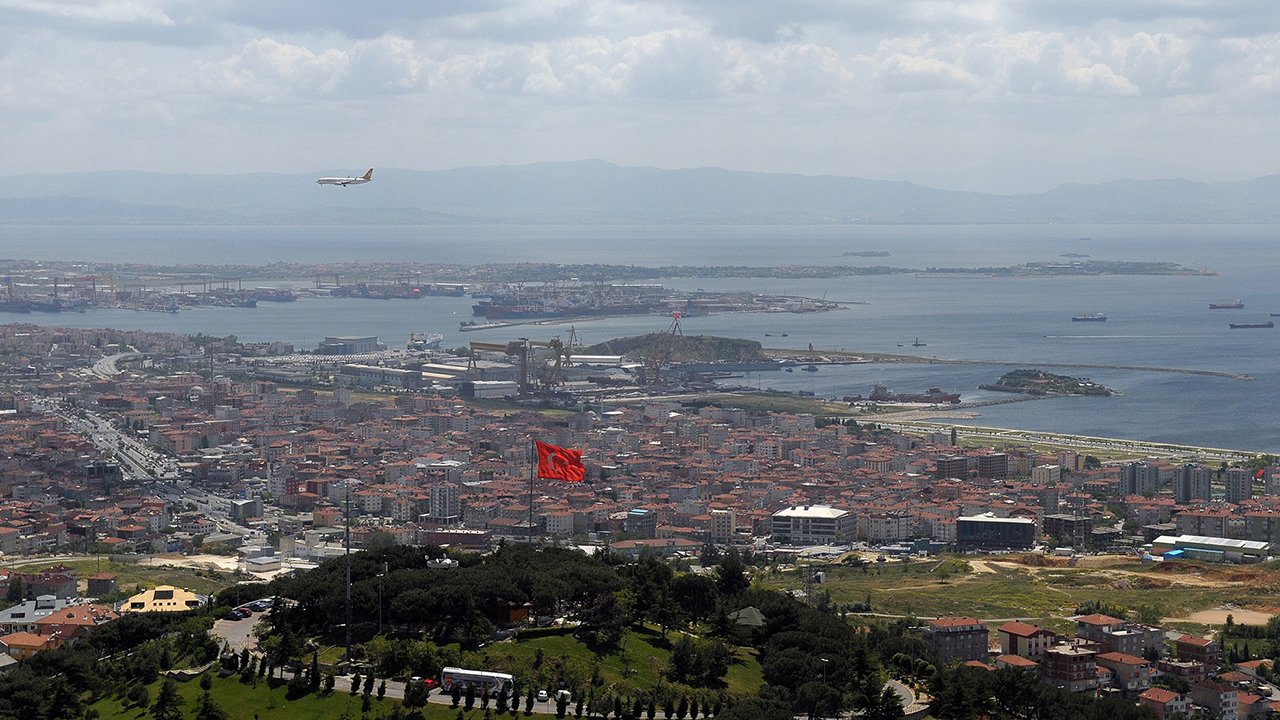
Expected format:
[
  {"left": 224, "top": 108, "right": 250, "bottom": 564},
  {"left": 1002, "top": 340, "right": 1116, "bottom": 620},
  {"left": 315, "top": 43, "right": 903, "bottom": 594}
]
[{"left": 762, "top": 347, "right": 1253, "bottom": 381}]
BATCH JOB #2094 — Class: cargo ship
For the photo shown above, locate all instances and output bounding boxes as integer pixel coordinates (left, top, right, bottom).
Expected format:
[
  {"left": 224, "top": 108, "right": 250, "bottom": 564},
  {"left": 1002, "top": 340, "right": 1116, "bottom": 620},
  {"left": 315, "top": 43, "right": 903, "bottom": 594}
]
[
  {"left": 845, "top": 385, "right": 961, "bottom": 404},
  {"left": 1072, "top": 313, "right": 1107, "bottom": 322},
  {"left": 1210, "top": 300, "right": 1245, "bottom": 309},
  {"left": 253, "top": 288, "right": 298, "bottom": 302},
  {"left": 1230, "top": 321, "right": 1274, "bottom": 329}
]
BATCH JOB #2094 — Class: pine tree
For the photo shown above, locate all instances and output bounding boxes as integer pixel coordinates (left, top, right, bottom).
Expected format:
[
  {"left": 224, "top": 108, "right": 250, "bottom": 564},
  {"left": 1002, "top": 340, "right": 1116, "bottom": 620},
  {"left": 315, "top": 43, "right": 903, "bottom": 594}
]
[
  {"left": 309, "top": 654, "right": 321, "bottom": 691},
  {"left": 351, "top": 673, "right": 361, "bottom": 695},
  {"left": 194, "top": 691, "right": 230, "bottom": 720},
  {"left": 150, "top": 677, "right": 184, "bottom": 720},
  {"left": 377, "top": 679, "right": 386, "bottom": 700}
]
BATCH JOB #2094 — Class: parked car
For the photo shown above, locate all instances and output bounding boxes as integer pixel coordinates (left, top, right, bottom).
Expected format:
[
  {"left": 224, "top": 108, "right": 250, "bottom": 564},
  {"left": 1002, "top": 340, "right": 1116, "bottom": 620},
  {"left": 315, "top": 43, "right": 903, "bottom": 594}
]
[{"left": 537, "top": 690, "right": 548, "bottom": 702}]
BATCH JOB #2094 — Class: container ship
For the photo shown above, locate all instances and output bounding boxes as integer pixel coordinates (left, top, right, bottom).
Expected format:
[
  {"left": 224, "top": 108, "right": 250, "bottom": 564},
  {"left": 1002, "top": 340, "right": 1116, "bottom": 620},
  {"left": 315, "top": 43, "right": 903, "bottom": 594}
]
[
  {"left": 1230, "top": 321, "right": 1274, "bottom": 329},
  {"left": 1071, "top": 313, "right": 1107, "bottom": 322},
  {"left": 1210, "top": 300, "right": 1245, "bottom": 309}
]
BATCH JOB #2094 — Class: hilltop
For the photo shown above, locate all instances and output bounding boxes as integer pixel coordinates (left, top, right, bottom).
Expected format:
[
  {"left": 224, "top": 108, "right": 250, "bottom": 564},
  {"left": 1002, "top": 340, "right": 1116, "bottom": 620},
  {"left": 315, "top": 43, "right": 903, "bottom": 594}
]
[
  {"left": 581, "top": 334, "right": 767, "bottom": 363},
  {"left": 6, "top": 161, "right": 1280, "bottom": 224}
]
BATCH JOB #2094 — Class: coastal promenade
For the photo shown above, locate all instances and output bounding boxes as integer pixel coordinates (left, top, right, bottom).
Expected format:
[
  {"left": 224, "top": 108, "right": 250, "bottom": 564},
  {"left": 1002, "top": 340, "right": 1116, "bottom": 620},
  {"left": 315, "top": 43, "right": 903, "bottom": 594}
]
[
  {"left": 764, "top": 348, "right": 1253, "bottom": 381},
  {"left": 876, "top": 419, "right": 1256, "bottom": 463}
]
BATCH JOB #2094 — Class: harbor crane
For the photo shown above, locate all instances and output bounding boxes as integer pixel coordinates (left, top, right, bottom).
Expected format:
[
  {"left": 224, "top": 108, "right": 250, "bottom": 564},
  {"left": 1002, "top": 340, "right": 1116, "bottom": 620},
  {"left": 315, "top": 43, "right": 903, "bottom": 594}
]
[
  {"left": 468, "top": 336, "right": 570, "bottom": 397},
  {"left": 640, "top": 312, "right": 683, "bottom": 385}
]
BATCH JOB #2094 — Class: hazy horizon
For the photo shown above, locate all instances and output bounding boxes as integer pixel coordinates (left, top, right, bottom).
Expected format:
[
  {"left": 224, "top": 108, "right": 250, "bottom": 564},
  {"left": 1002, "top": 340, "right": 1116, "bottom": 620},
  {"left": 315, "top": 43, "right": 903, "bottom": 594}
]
[{"left": 4, "top": 2, "right": 1280, "bottom": 194}]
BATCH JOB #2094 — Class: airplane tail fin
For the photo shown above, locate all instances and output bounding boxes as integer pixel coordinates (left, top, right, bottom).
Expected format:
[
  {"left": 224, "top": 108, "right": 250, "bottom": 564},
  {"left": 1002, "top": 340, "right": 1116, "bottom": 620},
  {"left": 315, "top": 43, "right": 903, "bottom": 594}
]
[{"left": 363, "top": 168, "right": 374, "bottom": 180}]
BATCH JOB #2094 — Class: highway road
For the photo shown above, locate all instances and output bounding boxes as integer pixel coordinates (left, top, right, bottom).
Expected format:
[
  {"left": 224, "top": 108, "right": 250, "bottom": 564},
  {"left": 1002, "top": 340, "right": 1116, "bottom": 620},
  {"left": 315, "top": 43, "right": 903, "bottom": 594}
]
[
  {"left": 877, "top": 420, "right": 1254, "bottom": 463},
  {"left": 31, "top": 398, "right": 264, "bottom": 541},
  {"left": 90, "top": 351, "right": 144, "bottom": 379}
]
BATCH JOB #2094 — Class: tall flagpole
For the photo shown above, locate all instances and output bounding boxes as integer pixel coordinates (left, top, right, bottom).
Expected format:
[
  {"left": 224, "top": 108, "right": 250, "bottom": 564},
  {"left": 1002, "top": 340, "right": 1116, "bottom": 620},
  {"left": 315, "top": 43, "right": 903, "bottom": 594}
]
[{"left": 528, "top": 437, "right": 535, "bottom": 545}]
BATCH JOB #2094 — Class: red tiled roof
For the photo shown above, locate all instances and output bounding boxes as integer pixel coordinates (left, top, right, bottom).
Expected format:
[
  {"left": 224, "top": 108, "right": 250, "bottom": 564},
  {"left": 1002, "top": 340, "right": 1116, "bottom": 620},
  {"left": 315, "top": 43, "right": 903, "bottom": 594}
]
[
  {"left": 1139, "top": 687, "right": 1179, "bottom": 703},
  {"left": 929, "top": 616, "right": 982, "bottom": 628},
  {"left": 996, "top": 654, "right": 1039, "bottom": 668},
  {"left": 998, "top": 621, "right": 1043, "bottom": 637},
  {"left": 1076, "top": 613, "right": 1123, "bottom": 626}
]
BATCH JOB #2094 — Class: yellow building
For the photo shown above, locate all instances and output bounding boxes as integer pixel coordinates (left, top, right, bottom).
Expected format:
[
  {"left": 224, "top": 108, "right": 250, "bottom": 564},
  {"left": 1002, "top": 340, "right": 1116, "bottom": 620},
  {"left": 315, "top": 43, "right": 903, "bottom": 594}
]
[{"left": 120, "top": 585, "right": 205, "bottom": 613}]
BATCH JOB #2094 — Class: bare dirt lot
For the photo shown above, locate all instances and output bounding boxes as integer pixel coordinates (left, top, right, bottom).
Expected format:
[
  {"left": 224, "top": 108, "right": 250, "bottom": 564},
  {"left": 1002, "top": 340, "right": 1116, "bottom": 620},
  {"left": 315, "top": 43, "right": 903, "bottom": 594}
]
[{"left": 1175, "top": 608, "right": 1277, "bottom": 625}]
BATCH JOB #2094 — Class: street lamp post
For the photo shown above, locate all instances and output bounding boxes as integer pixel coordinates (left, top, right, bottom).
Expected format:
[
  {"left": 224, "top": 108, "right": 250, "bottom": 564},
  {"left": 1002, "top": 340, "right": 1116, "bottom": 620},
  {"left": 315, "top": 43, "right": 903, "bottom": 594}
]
[
  {"left": 820, "top": 657, "right": 828, "bottom": 684},
  {"left": 377, "top": 561, "right": 388, "bottom": 635}
]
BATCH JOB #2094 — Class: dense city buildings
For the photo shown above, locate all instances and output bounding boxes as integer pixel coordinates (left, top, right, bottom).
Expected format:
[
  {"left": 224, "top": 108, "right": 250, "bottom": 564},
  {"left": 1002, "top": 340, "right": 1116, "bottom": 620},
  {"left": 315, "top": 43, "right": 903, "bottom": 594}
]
[
  {"left": 2, "top": 322, "right": 1280, "bottom": 718},
  {"left": 2, "top": 322, "right": 1279, "bottom": 567}
]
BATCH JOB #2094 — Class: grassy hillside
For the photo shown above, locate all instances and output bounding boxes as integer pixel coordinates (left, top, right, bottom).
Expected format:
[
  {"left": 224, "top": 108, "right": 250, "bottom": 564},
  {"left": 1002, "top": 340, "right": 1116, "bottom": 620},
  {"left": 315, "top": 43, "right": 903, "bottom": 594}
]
[
  {"left": 459, "top": 626, "right": 763, "bottom": 698},
  {"left": 89, "top": 673, "right": 551, "bottom": 720}
]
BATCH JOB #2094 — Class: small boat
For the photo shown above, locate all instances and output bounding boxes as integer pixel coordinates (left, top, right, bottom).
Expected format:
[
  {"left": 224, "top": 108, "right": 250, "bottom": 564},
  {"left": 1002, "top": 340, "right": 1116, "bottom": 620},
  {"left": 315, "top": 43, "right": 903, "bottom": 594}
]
[
  {"left": 912, "top": 338, "right": 927, "bottom": 347},
  {"left": 801, "top": 364, "right": 818, "bottom": 372},
  {"left": 1210, "top": 300, "right": 1245, "bottom": 309}
]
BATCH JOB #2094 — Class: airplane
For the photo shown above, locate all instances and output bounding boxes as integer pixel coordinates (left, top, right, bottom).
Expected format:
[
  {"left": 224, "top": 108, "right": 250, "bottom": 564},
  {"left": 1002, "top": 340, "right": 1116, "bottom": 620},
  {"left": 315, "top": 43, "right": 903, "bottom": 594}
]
[{"left": 316, "top": 168, "right": 373, "bottom": 187}]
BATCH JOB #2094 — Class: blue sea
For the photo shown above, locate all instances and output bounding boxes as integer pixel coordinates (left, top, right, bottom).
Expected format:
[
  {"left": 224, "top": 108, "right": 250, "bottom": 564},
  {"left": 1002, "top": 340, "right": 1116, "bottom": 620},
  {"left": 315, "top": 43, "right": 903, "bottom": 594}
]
[{"left": 3, "top": 223, "right": 1279, "bottom": 452}]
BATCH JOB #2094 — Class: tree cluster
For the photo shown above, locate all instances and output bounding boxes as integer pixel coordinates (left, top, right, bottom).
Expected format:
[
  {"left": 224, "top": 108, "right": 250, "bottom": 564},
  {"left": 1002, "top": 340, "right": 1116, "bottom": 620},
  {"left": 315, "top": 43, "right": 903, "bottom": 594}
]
[{"left": 0, "top": 611, "right": 217, "bottom": 720}]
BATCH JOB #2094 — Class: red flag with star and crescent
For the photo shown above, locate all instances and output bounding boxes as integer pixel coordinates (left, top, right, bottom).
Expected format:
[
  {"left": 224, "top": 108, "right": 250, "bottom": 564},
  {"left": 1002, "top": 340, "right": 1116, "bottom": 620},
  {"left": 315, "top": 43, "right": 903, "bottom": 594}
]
[{"left": 535, "top": 440, "right": 586, "bottom": 482}]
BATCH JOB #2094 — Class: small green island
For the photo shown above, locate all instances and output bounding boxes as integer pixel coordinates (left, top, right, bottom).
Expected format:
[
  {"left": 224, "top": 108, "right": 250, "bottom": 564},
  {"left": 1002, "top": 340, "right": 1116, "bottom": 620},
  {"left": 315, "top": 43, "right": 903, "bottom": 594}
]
[{"left": 979, "top": 369, "right": 1116, "bottom": 396}]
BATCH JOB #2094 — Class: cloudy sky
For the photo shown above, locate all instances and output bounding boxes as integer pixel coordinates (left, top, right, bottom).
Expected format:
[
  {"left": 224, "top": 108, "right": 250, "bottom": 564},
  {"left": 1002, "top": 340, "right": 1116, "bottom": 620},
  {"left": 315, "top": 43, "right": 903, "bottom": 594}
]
[{"left": 3, "top": 0, "right": 1278, "bottom": 192}]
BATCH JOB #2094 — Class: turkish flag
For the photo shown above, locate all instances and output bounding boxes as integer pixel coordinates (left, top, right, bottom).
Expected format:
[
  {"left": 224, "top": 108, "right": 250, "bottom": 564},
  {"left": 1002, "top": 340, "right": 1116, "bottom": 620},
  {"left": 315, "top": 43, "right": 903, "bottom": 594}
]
[{"left": 535, "top": 440, "right": 586, "bottom": 482}]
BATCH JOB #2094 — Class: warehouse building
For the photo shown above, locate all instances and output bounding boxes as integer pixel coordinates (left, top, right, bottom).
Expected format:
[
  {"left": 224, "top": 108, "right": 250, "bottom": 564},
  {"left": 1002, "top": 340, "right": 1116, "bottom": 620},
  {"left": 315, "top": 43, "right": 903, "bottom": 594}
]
[{"left": 1152, "top": 534, "right": 1273, "bottom": 563}]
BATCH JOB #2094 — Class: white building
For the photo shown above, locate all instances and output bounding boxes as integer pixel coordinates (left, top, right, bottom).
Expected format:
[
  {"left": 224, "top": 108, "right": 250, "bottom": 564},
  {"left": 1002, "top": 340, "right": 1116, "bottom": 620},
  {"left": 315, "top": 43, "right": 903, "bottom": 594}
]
[
  {"left": 1032, "top": 464, "right": 1062, "bottom": 485},
  {"left": 771, "top": 505, "right": 854, "bottom": 546}
]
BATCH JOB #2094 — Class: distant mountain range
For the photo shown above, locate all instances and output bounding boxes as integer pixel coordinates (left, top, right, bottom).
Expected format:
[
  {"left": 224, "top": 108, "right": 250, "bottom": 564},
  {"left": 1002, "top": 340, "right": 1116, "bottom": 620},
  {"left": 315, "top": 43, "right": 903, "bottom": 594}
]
[{"left": 3, "top": 160, "right": 1280, "bottom": 225}]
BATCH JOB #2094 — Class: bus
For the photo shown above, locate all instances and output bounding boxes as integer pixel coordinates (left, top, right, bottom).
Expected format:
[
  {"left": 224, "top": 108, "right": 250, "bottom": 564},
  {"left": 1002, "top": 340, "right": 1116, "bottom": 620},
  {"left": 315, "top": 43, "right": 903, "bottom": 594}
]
[{"left": 439, "top": 667, "right": 514, "bottom": 697}]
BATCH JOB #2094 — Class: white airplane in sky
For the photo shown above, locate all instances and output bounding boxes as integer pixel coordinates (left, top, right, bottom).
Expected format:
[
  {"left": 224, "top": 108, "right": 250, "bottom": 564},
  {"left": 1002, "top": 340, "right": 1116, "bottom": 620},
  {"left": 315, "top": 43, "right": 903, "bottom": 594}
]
[{"left": 316, "top": 168, "right": 373, "bottom": 187}]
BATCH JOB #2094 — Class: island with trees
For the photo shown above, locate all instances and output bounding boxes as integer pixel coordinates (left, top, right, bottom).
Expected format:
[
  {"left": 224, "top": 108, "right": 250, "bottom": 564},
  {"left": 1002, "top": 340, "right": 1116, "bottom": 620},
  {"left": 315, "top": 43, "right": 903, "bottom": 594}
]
[{"left": 979, "top": 369, "right": 1117, "bottom": 396}]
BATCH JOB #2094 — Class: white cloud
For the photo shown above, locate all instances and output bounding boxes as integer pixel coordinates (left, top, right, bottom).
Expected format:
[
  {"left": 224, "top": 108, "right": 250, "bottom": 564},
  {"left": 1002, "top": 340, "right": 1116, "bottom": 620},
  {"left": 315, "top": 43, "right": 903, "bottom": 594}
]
[
  {"left": 5, "top": 0, "right": 1280, "bottom": 187},
  {"left": 0, "top": 0, "right": 175, "bottom": 26}
]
